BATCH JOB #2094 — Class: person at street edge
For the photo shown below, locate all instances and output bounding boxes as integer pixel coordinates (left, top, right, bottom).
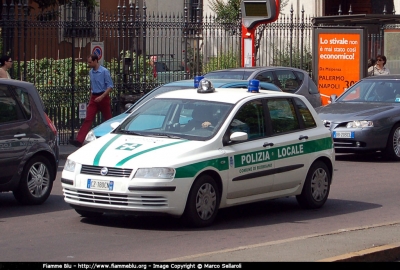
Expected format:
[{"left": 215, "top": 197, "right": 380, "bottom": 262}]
[
  {"left": 0, "top": 55, "right": 13, "bottom": 79},
  {"left": 69, "top": 54, "right": 113, "bottom": 147},
  {"left": 368, "top": 55, "right": 390, "bottom": 76}
]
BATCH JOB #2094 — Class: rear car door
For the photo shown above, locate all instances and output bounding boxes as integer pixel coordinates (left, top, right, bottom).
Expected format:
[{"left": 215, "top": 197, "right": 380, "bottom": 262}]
[
  {"left": 0, "top": 85, "right": 31, "bottom": 185},
  {"left": 265, "top": 97, "right": 315, "bottom": 192}
]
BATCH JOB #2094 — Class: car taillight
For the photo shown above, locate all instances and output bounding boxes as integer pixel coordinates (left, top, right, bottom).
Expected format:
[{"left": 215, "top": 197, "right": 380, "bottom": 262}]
[{"left": 45, "top": 113, "right": 57, "bottom": 136}]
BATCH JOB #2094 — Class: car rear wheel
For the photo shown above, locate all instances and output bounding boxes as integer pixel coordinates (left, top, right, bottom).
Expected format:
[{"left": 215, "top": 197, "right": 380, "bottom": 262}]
[
  {"left": 383, "top": 123, "right": 400, "bottom": 161},
  {"left": 13, "top": 156, "right": 54, "bottom": 205},
  {"left": 183, "top": 175, "right": 220, "bottom": 227},
  {"left": 75, "top": 209, "right": 104, "bottom": 218},
  {"left": 296, "top": 161, "right": 330, "bottom": 209}
]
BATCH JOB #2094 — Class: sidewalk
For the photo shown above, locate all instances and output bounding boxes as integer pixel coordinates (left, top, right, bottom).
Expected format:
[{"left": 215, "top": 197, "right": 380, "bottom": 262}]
[
  {"left": 59, "top": 144, "right": 79, "bottom": 160},
  {"left": 58, "top": 144, "right": 400, "bottom": 262}
]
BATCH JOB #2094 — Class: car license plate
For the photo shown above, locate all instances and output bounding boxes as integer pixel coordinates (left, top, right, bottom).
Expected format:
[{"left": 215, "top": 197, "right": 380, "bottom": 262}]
[
  {"left": 87, "top": 179, "right": 114, "bottom": 191},
  {"left": 333, "top": 131, "right": 355, "bottom": 138}
]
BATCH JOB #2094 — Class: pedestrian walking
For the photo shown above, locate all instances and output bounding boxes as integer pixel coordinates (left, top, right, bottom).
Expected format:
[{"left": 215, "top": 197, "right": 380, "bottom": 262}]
[
  {"left": 368, "top": 55, "right": 390, "bottom": 76},
  {"left": 69, "top": 54, "right": 113, "bottom": 147},
  {"left": 0, "top": 55, "right": 13, "bottom": 79}
]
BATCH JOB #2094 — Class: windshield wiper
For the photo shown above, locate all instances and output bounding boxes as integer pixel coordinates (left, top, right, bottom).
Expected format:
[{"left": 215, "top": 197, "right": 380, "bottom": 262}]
[
  {"left": 117, "top": 130, "right": 145, "bottom": 136},
  {"left": 149, "top": 133, "right": 182, "bottom": 139}
]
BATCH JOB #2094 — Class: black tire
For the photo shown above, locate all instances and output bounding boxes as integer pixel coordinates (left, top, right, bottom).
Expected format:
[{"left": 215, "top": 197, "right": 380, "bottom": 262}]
[
  {"left": 383, "top": 123, "right": 400, "bottom": 161},
  {"left": 296, "top": 161, "right": 330, "bottom": 209},
  {"left": 183, "top": 175, "right": 220, "bottom": 227},
  {"left": 13, "top": 156, "right": 54, "bottom": 205},
  {"left": 75, "top": 209, "right": 104, "bottom": 218}
]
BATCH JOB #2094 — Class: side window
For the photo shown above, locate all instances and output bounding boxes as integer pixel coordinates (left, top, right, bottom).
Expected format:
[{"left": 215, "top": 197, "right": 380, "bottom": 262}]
[
  {"left": 230, "top": 100, "right": 265, "bottom": 140},
  {"left": 308, "top": 79, "right": 320, "bottom": 94},
  {"left": 267, "top": 98, "right": 300, "bottom": 134},
  {"left": 15, "top": 87, "right": 32, "bottom": 118},
  {"left": 255, "top": 71, "right": 274, "bottom": 83},
  {"left": 294, "top": 98, "right": 316, "bottom": 128},
  {"left": 274, "top": 70, "right": 299, "bottom": 93},
  {"left": 0, "top": 86, "right": 24, "bottom": 124}
]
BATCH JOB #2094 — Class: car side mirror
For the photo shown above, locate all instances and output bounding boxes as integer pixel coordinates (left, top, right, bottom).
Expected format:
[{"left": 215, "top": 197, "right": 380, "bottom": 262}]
[
  {"left": 230, "top": 132, "right": 248, "bottom": 141},
  {"left": 110, "top": 122, "right": 120, "bottom": 129},
  {"left": 330, "top": 94, "right": 337, "bottom": 103}
]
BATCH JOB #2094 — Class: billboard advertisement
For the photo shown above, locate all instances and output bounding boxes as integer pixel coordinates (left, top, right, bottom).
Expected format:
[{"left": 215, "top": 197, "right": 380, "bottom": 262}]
[{"left": 313, "top": 27, "right": 367, "bottom": 105}]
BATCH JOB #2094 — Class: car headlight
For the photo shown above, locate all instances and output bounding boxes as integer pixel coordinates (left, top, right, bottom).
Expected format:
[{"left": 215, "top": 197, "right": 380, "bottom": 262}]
[
  {"left": 134, "top": 168, "right": 175, "bottom": 179},
  {"left": 84, "top": 129, "right": 96, "bottom": 143},
  {"left": 346, "top": 121, "right": 374, "bottom": 128},
  {"left": 64, "top": 159, "right": 77, "bottom": 172}
]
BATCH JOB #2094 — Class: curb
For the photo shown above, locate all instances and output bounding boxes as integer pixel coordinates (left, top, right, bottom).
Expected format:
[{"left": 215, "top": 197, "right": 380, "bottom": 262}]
[{"left": 318, "top": 242, "right": 400, "bottom": 262}]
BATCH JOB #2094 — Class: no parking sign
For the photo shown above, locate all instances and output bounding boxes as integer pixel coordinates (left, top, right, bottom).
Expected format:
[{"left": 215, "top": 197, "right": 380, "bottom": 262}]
[{"left": 90, "top": 42, "right": 104, "bottom": 65}]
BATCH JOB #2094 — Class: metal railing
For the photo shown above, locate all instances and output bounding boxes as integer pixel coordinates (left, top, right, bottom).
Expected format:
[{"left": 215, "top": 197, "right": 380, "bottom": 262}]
[{"left": 1, "top": 0, "right": 393, "bottom": 144}]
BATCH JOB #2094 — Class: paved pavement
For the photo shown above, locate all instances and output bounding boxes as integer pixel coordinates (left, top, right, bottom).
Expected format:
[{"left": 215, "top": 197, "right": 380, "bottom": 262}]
[{"left": 58, "top": 144, "right": 400, "bottom": 262}]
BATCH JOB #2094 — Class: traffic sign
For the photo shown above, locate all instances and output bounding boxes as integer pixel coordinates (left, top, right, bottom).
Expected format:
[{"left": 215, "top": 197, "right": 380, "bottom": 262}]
[{"left": 91, "top": 42, "right": 104, "bottom": 65}]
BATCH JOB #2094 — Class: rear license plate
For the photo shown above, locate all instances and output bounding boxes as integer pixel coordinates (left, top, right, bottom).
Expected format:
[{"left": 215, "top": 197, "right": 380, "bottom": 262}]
[
  {"left": 87, "top": 179, "right": 114, "bottom": 191},
  {"left": 333, "top": 131, "right": 355, "bottom": 138}
]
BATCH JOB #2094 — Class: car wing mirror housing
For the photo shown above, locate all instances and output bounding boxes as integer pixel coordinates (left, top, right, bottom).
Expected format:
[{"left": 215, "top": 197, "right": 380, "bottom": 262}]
[{"left": 230, "top": 132, "right": 248, "bottom": 142}]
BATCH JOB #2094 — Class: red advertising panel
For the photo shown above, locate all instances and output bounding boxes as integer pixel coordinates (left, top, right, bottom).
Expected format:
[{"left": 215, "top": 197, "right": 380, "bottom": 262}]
[{"left": 313, "top": 28, "right": 367, "bottom": 105}]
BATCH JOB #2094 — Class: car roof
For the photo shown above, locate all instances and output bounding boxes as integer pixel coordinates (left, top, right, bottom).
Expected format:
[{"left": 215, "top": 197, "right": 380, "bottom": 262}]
[
  {"left": 154, "top": 87, "right": 291, "bottom": 104},
  {"left": 205, "top": 66, "right": 306, "bottom": 73},
  {"left": 0, "top": 79, "right": 35, "bottom": 87},
  {"left": 362, "top": 75, "right": 400, "bottom": 80}
]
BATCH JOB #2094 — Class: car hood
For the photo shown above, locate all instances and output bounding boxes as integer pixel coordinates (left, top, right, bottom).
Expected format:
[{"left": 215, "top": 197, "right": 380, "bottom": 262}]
[
  {"left": 67, "top": 133, "right": 219, "bottom": 168},
  {"left": 92, "top": 113, "right": 129, "bottom": 137},
  {"left": 315, "top": 102, "right": 397, "bottom": 121}
]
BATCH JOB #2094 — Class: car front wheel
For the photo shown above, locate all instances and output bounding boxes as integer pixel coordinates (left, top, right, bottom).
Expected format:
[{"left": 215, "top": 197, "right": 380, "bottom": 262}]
[
  {"left": 383, "top": 123, "right": 400, "bottom": 161},
  {"left": 183, "top": 175, "right": 220, "bottom": 227},
  {"left": 13, "top": 156, "right": 54, "bottom": 205},
  {"left": 296, "top": 161, "right": 330, "bottom": 209}
]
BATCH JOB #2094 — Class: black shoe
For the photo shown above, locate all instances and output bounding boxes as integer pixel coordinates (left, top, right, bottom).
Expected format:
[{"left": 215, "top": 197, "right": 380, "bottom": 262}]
[{"left": 69, "top": 139, "right": 82, "bottom": 148}]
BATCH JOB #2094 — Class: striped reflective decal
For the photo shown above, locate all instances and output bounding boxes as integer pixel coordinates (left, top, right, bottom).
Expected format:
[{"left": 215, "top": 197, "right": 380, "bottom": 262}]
[
  {"left": 115, "top": 140, "right": 188, "bottom": 166},
  {"left": 93, "top": 134, "right": 122, "bottom": 166}
]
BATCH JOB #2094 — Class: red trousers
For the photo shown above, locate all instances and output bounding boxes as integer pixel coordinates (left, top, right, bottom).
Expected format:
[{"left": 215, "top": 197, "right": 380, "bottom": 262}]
[{"left": 76, "top": 94, "right": 112, "bottom": 143}]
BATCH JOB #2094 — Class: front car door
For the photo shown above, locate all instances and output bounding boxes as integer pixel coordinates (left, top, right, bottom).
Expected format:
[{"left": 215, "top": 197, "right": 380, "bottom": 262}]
[{"left": 223, "top": 99, "right": 276, "bottom": 202}]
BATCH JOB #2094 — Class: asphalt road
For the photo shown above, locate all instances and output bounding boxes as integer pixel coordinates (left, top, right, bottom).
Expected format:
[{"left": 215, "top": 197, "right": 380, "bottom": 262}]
[{"left": 1, "top": 152, "right": 400, "bottom": 262}]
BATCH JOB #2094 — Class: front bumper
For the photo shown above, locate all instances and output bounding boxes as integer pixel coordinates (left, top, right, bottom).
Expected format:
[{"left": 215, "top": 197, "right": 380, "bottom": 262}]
[
  {"left": 61, "top": 169, "right": 193, "bottom": 217},
  {"left": 331, "top": 127, "right": 387, "bottom": 153}
]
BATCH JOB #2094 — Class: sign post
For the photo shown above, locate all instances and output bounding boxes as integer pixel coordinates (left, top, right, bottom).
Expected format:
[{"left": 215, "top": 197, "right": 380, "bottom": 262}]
[
  {"left": 240, "top": 0, "right": 280, "bottom": 67},
  {"left": 91, "top": 42, "right": 104, "bottom": 65},
  {"left": 313, "top": 27, "right": 367, "bottom": 105}
]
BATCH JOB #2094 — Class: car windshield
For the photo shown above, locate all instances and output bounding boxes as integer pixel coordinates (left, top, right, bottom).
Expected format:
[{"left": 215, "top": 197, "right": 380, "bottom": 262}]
[
  {"left": 204, "top": 71, "right": 254, "bottom": 80},
  {"left": 115, "top": 98, "right": 233, "bottom": 141},
  {"left": 337, "top": 80, "right": 400, "bottom": 103},
  {"left": 126, "top": 85, "right": 193, "bottom": 113}
]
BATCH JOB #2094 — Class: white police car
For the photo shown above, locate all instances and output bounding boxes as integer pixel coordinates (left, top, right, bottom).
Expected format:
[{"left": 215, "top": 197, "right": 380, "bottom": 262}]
[{"left": 62, "top": 79, "right": 335, "bottom": 227}]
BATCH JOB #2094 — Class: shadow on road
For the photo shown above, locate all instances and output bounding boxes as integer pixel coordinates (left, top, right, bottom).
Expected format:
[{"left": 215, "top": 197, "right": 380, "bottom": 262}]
[
  {"left": 335, "top": 152, "right": 398, "bottom": 163},
  {"left": 70, "top": 198, "right": 382, "bottom": 231}
]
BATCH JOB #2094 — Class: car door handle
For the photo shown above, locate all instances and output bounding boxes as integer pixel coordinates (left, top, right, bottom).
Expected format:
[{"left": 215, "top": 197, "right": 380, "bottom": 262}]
[
  {"left": 299, "top": 135, "right": 309, "bottom": 140},
  {"left": 263, "top": 142, "right": 274, "bottom": 147},
  {"left": 14, "top": 133, "right": 26, "bottom": 138}
]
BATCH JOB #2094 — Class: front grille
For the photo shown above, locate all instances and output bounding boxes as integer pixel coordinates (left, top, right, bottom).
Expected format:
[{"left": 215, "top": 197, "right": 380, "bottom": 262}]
[
  {"left": 81, "top": 165, "right": 133, "bottom": 178},
  {"left": 63, "top": 188, "right": 168, "bottom": 207}
]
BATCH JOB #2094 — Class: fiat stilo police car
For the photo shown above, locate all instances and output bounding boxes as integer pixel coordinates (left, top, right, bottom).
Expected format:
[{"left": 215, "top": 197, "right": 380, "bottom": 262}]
[{"left": 62, "top": 80, "right": 335, "bottom": 227}]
